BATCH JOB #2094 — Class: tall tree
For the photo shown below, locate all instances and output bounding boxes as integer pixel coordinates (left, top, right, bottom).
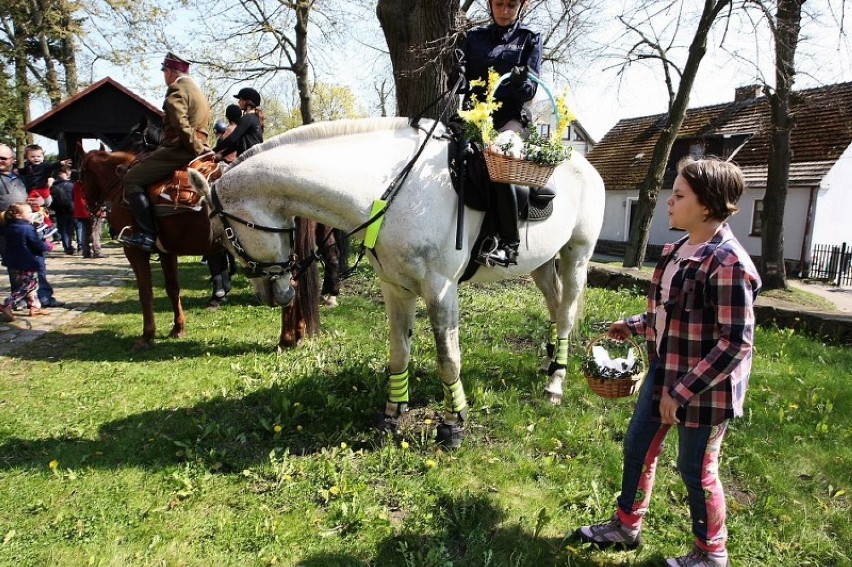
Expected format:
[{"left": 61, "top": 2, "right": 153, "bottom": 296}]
[
  {"left": 376, "top": 0, "right": 596, "bottom": 118},
  {"left": 620, "top": 0, "right": 733, "bottom": 268},
  {"left": 753, "top": 0, "right": 806, "bottom": 290}
]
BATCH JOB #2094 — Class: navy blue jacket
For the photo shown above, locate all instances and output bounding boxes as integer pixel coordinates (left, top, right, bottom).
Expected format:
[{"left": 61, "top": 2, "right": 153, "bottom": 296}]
[
  {"left": 462, "top": 20, "right": 542, "bottom": 129},
  {"left": 0, "top": 218, "right": 49, "bottom": 271}
]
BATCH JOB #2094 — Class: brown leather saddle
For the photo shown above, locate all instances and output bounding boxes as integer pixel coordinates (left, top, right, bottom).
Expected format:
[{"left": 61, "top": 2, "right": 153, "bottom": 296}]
[{"left": 148, "top": 154, "right": 222, "bottom": 212}]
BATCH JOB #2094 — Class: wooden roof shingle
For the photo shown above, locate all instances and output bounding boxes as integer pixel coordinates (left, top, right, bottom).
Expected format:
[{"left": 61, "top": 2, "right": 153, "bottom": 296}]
[{"left": 587, "top": 81, "right": 852, "bottom": 191}]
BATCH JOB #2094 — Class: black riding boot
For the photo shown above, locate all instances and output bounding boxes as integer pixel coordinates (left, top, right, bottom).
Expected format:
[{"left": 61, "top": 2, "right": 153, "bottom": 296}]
[
  {"left": 120, "top": 193, "right": 157, "bottom": 252},
  {"left": 479, "top": 183, "right": 520, "bottom": 267}
]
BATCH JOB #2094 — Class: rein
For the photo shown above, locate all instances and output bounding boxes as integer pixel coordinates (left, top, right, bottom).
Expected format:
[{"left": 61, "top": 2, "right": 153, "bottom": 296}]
[{"left": 208, "top": 81, "right": 463, "bottom": 282}]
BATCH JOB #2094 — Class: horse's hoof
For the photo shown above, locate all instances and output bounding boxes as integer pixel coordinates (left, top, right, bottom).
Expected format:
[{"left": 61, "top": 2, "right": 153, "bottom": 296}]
[
  {"left": 320, "top": 294, "right": 338, "bottom": 308},
  {"left": 132, "top": 339, "right": 152, "bottom": 352},
  {"left": 375, "top": 413, "right": 400, "bottom": 435},
  {"left": 436, "top": 422, "right": 464, "bottom": 450},
  {"left": 546, "top": 392, "right": 563, "bottom": 405}
]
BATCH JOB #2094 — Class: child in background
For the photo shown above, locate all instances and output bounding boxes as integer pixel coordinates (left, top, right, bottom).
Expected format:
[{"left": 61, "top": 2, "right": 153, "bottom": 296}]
[
  {"left": 50, "top": 166, "right": 78, "bottom": 255},
  {"left": 0, "top": 203, "right": 52, "bottom": 322},
  {"left": 573, "top": 158, "right": 762, "bottom": 567}
]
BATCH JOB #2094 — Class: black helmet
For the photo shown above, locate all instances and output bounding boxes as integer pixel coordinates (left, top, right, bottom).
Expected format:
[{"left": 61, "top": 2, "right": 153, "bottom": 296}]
[{"left": 233, "top": 87, "right": 261, "bottom": 107}]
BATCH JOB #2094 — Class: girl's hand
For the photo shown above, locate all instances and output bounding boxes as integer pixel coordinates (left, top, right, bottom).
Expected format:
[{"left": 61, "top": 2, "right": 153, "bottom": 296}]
[
  {"left": 606, "top": 321, "right": 631, "bottom": 341},
  {"left": 659, "top": 390, "right": 680, "bottom": 424}
]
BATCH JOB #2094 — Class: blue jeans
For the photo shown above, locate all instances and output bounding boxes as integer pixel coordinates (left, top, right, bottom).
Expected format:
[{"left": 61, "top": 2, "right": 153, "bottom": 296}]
[{"left": 617, "top": 361, "right": 729, "bottom": 551}]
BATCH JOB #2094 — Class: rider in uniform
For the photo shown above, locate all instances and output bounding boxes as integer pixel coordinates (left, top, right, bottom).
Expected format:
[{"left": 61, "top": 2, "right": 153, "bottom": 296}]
[
  {"left": 460, "top": 0, "right": 542, "bottom": 267},
  {"left": 120, "top": 53, "right": 211, "bottom": 252}
]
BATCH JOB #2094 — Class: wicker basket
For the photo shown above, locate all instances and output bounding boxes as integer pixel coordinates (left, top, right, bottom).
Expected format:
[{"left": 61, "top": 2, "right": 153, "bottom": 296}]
[
  {"left": 483, "top": 148, "right": 556, "bottom": 187},
  {"left": 583, "top": 333, "right": 646, "bottom": 399}
]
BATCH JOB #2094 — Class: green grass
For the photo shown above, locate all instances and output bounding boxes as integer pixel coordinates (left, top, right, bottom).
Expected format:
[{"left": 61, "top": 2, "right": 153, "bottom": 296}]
[{"left": 0, "top": 259, "right": 849, "bottom": 566}]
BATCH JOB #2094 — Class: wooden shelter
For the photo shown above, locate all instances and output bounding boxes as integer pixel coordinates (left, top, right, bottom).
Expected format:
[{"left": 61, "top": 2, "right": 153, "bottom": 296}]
[{"left": 24, "top": 77, "right": 163, "bottom": 161}]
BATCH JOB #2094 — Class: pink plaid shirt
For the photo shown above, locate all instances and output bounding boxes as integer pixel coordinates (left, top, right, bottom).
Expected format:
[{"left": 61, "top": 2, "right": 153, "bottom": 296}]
[{"left": 625, "top": 224, "right": 762, "bottom": 427}]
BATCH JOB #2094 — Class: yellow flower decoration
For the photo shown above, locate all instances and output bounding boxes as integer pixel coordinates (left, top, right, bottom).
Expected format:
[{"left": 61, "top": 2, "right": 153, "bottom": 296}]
[{"left": 457, "top": 68, "right": 503, "bottom": 145}]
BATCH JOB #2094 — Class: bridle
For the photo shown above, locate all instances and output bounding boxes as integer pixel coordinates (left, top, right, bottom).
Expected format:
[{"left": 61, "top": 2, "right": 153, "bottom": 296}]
[{"left": 207, "top": 185, "right": 297, "bottom": 280}]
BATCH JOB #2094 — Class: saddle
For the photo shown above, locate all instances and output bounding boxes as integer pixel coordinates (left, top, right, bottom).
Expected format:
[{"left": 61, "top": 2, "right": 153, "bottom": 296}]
[
  {"left": 448, "top": 139, "right": 556, "bottom": 222},
  {"left": 148, "top": 154, "right": 222, "bottom": 213}
]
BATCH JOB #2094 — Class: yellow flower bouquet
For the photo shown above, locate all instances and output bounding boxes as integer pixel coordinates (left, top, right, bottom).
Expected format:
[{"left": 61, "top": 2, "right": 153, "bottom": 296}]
[{"left": 458, "top": 69, "right": 575, "bottom": 186}]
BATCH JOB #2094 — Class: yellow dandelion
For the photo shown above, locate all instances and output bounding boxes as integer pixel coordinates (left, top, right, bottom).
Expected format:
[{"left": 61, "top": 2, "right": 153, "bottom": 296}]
[
  {"left": 329, "top": 485, "right": 340, "bottom": 495},
  {"left": 273, "top": 424, "right": 283, "bottom": 433},
  {"left": 293, "top": 402, "right": 301, "bottom": 408},
  {"left": 424, "top": 419, "right": 433, "bottom": 425},
  {"left": 425, "top": 459, "right": 437, "bottom": 469},
  {"left": 340, "top": 442, "right": 348, "bottom": 450},
  {"left": 296, "top": 425, "right": 303, "bottom": 432},
  {"left": 48, "top": 460, "right": 59, "bottom": 470},
  {"left": 400, "top": 441, "right": 410, "bottom": 450}
]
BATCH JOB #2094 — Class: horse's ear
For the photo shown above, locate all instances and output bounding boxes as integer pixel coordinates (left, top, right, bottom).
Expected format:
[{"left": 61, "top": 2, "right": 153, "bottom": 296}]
[{"left": 187, "top": 168, "right": 211, "bottom": 200}]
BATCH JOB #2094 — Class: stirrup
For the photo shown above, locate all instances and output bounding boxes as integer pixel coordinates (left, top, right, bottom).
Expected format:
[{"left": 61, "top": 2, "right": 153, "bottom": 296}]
[
  {"left": 116, "top": 226, "right": 156, "bottom": 252},
  {"left": 475, "top": 236, "right": 500, "bottom": 267}
]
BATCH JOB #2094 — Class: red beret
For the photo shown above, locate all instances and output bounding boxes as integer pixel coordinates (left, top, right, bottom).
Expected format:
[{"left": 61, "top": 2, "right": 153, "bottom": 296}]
[{"left": 162, "top": 52, "right": 190, "bottom": 73}]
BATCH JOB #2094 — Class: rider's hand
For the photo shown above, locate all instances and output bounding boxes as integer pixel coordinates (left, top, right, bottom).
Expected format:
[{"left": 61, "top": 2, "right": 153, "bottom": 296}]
[{"left": 510, "top": 66, "right": 528, "bottom": 86}]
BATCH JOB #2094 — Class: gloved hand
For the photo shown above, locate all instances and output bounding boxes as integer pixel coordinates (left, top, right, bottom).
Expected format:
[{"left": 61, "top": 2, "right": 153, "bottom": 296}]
[{"left": 510, "top": 66, "right": 528, "bottom": 86}]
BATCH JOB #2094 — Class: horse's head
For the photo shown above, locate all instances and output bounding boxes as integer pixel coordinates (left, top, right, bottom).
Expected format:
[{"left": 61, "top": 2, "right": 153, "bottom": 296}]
[
  {"left": 79, "top": 150, "right": 135, "bottom": 212},
  {"left": 114, "top": 117, "right": 163, "bottom": 153},
  {"left": 189, "top": 168, "right": 297, "bottom": 307}
]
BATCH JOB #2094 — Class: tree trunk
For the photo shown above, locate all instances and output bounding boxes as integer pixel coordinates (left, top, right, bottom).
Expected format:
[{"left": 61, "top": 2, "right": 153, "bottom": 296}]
[
  {"left": 295, "top": 3, "right": 313, "bottom": 125},
  {"left": 760, "top": 0, "right": 804, "bottom": 290},
  {"left": 59, "top": 0, "right": 79, "bottom": 95},
  {"left": 623, "top": 0, "right": 731, "bottom": 268},
  {"left": 30, "top": 0, "right": 63, "bottom": 106},
  {"left": 377, "top": 0, "right": 459, "bottom": 118}
]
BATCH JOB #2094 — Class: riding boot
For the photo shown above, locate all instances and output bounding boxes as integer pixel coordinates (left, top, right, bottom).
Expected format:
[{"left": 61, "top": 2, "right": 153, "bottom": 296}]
[
  {"left": 479, "top": 183, "right": 520, "bottom": 267},
  {"left": 120, "top": 193, "right": 157, "bottom": 252}
]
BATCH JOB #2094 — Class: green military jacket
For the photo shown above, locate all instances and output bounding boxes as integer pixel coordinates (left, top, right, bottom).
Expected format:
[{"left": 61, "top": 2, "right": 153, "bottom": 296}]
[{"left": 161, "top": 76, "right": 211, "bottom": 155}]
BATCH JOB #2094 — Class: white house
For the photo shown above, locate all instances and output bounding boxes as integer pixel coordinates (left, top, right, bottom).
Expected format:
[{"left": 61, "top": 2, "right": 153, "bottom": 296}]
[
  {"left": 586, "top": 81, "right": 852, "bottom": 277},
  {"left": 529, "top": 99, "right": 595, "bottom": 156}
]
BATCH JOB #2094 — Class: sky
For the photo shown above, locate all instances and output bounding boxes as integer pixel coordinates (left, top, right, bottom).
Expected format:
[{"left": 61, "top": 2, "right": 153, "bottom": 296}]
[{"left": 34, "top": 0, "right": 852, "bottom": 151}]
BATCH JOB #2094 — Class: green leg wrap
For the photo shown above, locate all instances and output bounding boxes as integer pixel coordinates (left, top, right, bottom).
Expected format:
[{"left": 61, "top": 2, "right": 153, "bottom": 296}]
[
  {"left": 442, "top": 379, "right": 468, "bottom": 417},
  {"left": 546, "top": 321, "right": 557, "bottom": 358},
  {"left": 384, "top": 369, "right": 409, "bottom": 417},
  {"left": 555, "top": 337, "right": 569, "bottom": 366}
]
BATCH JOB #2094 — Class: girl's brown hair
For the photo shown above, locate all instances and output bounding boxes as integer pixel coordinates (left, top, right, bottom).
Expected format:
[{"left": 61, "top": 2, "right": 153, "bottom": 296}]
[{"left": 677, "top": 157, "right": 744, "bottom": 221}]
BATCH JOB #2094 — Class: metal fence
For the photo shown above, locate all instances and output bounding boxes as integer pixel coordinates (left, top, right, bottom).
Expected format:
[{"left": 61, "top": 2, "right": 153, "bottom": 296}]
[{"left": 807, "top": 242, "right": 852, "bottom": 286}]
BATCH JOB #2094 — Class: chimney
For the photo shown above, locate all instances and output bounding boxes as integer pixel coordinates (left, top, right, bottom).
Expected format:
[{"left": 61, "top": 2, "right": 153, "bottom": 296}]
[{"left": 734, "top": 84, "right": 764, "bottom": 101}]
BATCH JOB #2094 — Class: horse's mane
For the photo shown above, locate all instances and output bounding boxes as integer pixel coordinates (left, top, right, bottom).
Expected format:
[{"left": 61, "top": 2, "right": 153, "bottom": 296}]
[{"left": 230, "top": 117, "right": 414, "bottom": 169}]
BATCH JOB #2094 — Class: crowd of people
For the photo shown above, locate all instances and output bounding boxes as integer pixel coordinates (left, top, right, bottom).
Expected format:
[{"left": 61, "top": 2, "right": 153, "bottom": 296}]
[{"left": 0, "top": 141, "right": 116, "bottom": 322}]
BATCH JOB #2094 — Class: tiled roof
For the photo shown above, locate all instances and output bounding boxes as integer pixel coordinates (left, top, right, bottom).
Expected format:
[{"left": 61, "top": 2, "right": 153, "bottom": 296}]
[{"left": 587, "top": 81, "right": 852, "bottom": 191}]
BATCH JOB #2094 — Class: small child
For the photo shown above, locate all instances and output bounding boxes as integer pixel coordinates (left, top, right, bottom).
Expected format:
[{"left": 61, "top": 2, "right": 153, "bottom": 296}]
[
  {"left": 20, "top": 144, "right": 70, "bottom": 240},
  {"left": 573, "top": 158, "right": 762, "bottom": 567},
  {"left": 0, "top": 203, "right": 53, "bottom": 322}
]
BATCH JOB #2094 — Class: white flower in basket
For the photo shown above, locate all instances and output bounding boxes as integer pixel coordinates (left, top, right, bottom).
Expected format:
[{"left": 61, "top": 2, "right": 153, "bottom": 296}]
[
  {"left": 582, "top": 337, "right": 645, "bottom": 381},
  {"left": 493, "top": 131, "right": 524, "bottom": 159}
]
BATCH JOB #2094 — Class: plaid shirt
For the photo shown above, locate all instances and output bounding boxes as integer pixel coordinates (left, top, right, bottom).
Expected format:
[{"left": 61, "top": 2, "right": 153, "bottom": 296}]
[{"left": 625, "top": 224, "right": 762, "bottom": 426}]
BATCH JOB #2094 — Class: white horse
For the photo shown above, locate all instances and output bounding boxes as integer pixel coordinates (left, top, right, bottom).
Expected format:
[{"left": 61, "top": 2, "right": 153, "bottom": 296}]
[{"left": 191, "top": 117, "right": 605, "bottom": 448}]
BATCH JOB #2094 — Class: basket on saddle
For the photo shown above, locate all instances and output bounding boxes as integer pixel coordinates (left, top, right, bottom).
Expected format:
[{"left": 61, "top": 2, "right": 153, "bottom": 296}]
[
  {"left": 148, "top": 153, "right": 222, "bottom": 210},
  {"left": 462, "top": 69, "right": 570, "bottom": 188},
  {"left": 483, "top": 149, "right": 557, "bottom": 188},
  {"left": 581, "top": 333, "right": 647, "bottom": 399}
]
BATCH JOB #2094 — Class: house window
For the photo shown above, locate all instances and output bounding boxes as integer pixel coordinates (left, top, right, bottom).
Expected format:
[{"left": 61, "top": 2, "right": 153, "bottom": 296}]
[
  {"left": 538, "top": 123, "right": 551, "bottom": 138},
  {"left": 750, "top": 199, "right": 763, "bottom": 236}
]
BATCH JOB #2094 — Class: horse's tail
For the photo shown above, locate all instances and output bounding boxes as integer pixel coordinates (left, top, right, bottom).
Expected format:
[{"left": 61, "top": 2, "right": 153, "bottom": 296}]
[{"left": 282, "top": 218, "right": 320, "bottom": 342}]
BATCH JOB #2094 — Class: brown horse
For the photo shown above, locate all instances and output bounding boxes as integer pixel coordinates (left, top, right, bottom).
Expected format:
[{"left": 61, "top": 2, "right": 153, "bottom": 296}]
[{"left": 78, "top": 148, "right": 321, "bottom": 351}]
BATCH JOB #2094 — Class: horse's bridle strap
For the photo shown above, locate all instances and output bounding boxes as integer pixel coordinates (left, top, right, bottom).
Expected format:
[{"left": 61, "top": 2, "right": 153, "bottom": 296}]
[{"left": 209, "top": 187, "right": 296, "bottom": 279}]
